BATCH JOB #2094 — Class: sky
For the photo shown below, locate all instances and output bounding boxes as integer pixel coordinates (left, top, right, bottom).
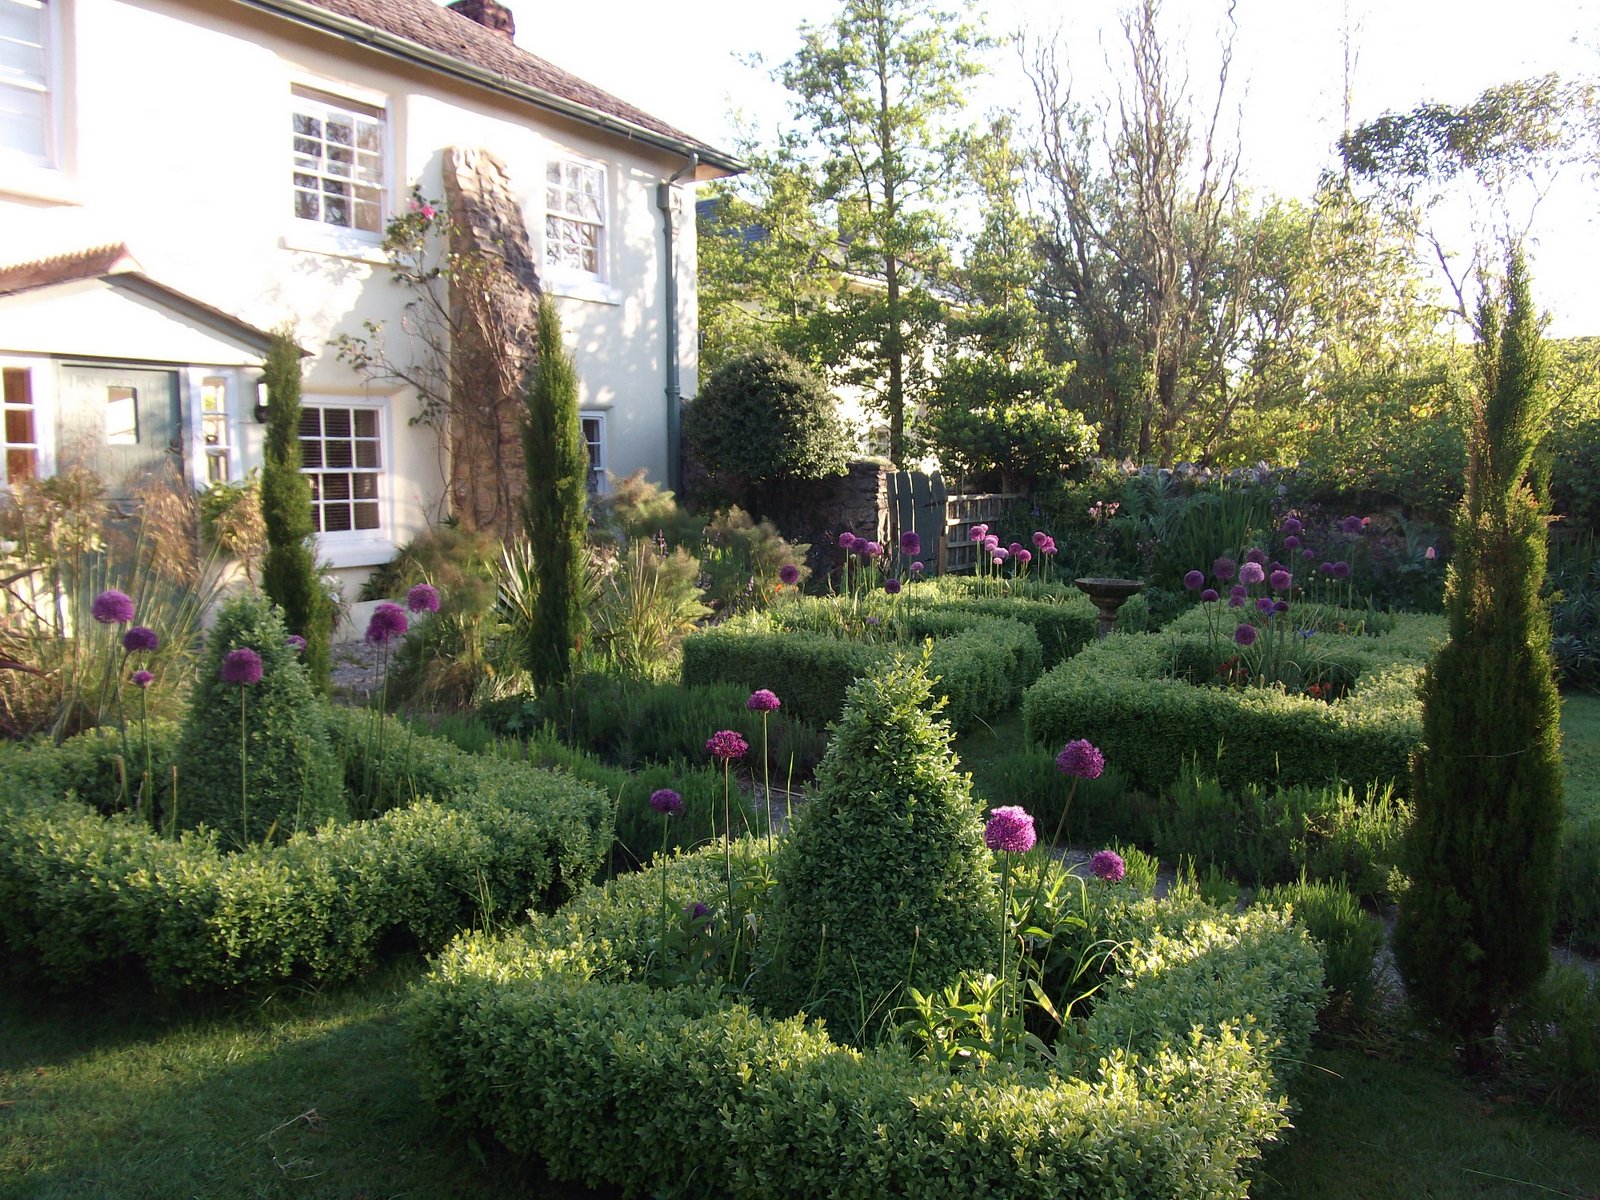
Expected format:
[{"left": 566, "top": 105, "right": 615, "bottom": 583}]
[{"left": 463, "top": 0, "right": 1598, "bottom": 334}]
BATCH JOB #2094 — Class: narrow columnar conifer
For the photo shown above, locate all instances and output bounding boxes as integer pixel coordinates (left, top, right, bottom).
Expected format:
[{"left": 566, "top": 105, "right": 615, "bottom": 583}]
[
  {"left": 521, "top": 298, "right": 588, "bottom": 691},
  {"left": 260, "top": 329, "right": 331, "bottom": 692},
  {"left": 1394, "top": 250, "right": 1564, "bottom": 1061}
]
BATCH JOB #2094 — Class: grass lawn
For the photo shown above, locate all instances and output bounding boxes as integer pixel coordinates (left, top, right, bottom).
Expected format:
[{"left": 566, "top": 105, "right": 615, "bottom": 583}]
[{"left": 1561, "top": 692, "right": 1600, "bottom": 826}]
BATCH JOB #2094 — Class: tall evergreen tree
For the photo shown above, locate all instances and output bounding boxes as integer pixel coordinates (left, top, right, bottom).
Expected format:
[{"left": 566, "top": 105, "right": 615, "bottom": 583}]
[
  {"left": 260, "top": 329, "right": 331, "bottom": 693},
  {"left": 521, "top": 298, "right": 587, "bottom": 691},
  {"left": 1394, "top": 249, "right": 1564, "bottom": 1063}
]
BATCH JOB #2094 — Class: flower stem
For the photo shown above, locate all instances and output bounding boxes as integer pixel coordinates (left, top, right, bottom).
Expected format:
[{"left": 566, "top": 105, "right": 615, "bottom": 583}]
[{"left": 239, "top": 686, "right": 249, "bottom": 847}]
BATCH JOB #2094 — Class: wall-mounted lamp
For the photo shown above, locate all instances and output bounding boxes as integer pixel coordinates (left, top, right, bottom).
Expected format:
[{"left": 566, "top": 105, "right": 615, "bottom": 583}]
[{"left": 254, "top": 377, "right": 270, "bottom": 424}]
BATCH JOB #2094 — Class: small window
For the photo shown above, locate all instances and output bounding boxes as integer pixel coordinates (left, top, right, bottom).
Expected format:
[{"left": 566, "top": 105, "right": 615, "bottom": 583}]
[
  {"left": 105, "top": 386, "right": 139, "bottom": 445},
  {"left": 299, "top": 401, "right": 384, "bottom": 535},
  {"left": 291, "top": 84, "right": 385, "bottom": 236},
  {"left": 545, "top": 158, "right": 606, "bottom": 280},
  {"left": 1, "top": 365, "right": 38, "bottom": 483},
  {"left": 200, "top": 376, "right": 230, "bottom": 483},
  {"left": 580, "top": 412, "right": 606, "bottom": 494},
  {"left": 0, "top": 0, "right": 50, "bottom": 166}
]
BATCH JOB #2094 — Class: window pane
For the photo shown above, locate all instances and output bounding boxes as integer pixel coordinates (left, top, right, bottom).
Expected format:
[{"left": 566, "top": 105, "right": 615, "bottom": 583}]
[
  {"left": 6, "top": 447, "right": 36, "bottom": 481},
  {"left": 354, "top": 501, "right": 379, "bottom": 530},
  {"left": 0, "top": 84, "right": 45, "bottom": 159},
  {"left": 353, "top": 409, "right": 377, "bottom": 438},
  {"left": 323, "top": 502, "right": 352, "bottom": 532},
  {"left": 325, "top": 439, "right": 352, "bottom": 469},
  {"left": 323, "top": 409, "right": 351, "bottom": 437},
  {"left": 2, "top": 367, "right": 30, "bottom": 406},
  {"left": 106, "top": 386, "right": 139, "bottom": 445},
  {"left": 6, "top": 407, "right": 34, "bottom": 443},
  {"left": 322, "top": 473, "right": 350, "bottom": 501},
  {"left": 355, "top": 440, "right": 378, "bottom": 468}
]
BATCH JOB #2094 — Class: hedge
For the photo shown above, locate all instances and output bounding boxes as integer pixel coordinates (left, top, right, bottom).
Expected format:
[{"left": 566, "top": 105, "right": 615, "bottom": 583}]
[
  {"left": 410, "top": 846, "right": 1322, "bottom": 1200},
  {"left": 1023, "top": 607, "right": 1443, "bottom": 795},
  {"left": 0, "top": 712, "right": 613, "bottom": 991}
]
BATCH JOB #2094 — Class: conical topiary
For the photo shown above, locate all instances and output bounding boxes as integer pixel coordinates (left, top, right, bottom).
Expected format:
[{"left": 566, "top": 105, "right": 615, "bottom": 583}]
[
  {"left": 175, "top": 592, "right": 343, "bottom": 846},
  {"left": 760, "top": 658, "right": 996, "bottom": 1043}
]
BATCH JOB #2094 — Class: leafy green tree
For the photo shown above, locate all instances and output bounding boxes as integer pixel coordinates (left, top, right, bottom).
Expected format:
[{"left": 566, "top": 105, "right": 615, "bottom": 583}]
[
  {"left": 683, "top": 346, "right": 849, "bottom": 510},
  {"left": 1394, "top": 250, "right": 1564, "bottom": 1063},
  {"left": 521, "top": 298, "right": 588, "bottom": 692},
  {"left": 260, "top": 329, "right": 331, "bottom": 692},
  {"left": 776, "top": 0, "right": 987, "bottom": 466}
]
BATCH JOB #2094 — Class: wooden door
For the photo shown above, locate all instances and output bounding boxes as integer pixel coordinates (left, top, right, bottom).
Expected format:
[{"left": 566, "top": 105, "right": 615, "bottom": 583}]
[{"left": 57, "top": 364, "right": 181, "bottom": 494}]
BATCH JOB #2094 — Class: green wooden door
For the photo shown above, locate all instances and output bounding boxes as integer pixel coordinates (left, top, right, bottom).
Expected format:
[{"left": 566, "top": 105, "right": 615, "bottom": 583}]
[{"left": 57, "top": 365, "right": 181, "bottom": 494}]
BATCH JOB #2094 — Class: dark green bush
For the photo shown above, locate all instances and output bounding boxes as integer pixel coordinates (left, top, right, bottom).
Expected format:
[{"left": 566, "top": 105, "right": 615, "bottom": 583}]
[
  {"left": 175, "top": 592, "right": 343, "bottom": 844},
  {"left": 682, "top": 623, "right": 886, "bottom": 727},
  {"left": 1503, "top": 964, "right": 1600, "bottom": 1121},
  {"left": 0, "top": 715, "right": 612, "bottom": 991},
  {"left": 408, "top": 847, "right": 1322, "bottom": 1200},
  {"left": 759, "top": 662, "right": 996, "bottom": 1043},
  {"left": 1022, "top": 606, "right": 1441, "bottom": 796},
  {"left": 1556, "top": 817, "right": 1600, "bottom": 954},
  {"left": 1256, "top": 876, "right": 1383, "bottom": 1022}
]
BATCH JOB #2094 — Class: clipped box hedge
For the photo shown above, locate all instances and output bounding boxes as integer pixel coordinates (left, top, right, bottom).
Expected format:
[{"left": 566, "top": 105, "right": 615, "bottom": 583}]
[
  {"left": 411, "top": 846, "right": 1322, "bottom": 1200},
  {"left": 1023, "top": 607, "right": 1444, "bottom": 795},
  {"left": 0, "top": 709, "right": 613, "bottom": 991}
]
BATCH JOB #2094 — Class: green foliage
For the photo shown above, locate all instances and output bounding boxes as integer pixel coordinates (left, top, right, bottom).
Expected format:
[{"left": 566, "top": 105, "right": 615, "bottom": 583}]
[
  {"left": 1547, "top": 533, "right": 1600, "bottom": 691},
  {"left": 1503, "top": 964, "right": 1600, "bottom": 1121},
  {"left": 684, "top": 346, "right": 848, "bottom": 505},
  {"left": 258, "top": 330, "right": 331, "bottom": 693},
  {"left": 174, "top": 592, "right": 342, "bottom": 845},
  {"left": 1395, "top": 252, "right": 1566, "bottom": 1052},
  {"left": 521, "top": 298, "right": 588, "bottom": 692},
  {"left": 1022, "top": 606, "right": 1442, "bottom": 796},
  {"left": 1256, "top": 877, "right": 1383, "bottom": 1022},
  {"left": 922, "top": 356, "right": 1094, "bottom": 490},
  {"left": 1556, "top": 816, "right": 1600, "bottom": 954},
  {"left": 409, "top": 848, "right": 1321, "bottom": 1200},
  {"left": 0, "top": 713, "right": 611, "bottom": 991},
  {"left": 760, "top": 662, "right": 995, "bottom": 1042},
  {"left": 682, "top": 622, "right": 885, "bottom": 727},
  {"left": 585, "top": 540, "right": 710, "bottom": 679}
]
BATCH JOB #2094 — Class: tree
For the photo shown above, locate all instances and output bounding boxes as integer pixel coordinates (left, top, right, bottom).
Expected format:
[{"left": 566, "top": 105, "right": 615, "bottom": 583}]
[
  {"left": 777, "top": 0, "right": 987, "bottom": 467},
  {"left": 521, "top": 298, "right": 588, "bottom": 692},
  {"left": 1394, "top": 250, "right": 1564, "bottom": 1064},
  {"left": 260, "top": 329, "right": 331, "bottom": 693}
]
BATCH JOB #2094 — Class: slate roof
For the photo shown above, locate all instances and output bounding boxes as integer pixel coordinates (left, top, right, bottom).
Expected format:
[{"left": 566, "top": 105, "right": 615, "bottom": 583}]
[{"left": 239, "top": 0, "right": 741, "bottom": 175}]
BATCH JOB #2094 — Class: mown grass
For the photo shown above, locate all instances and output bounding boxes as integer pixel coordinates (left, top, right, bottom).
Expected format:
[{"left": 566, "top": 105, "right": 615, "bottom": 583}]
[{"left": 1560, "top": 692, "right": 1600, "bottom": 825}]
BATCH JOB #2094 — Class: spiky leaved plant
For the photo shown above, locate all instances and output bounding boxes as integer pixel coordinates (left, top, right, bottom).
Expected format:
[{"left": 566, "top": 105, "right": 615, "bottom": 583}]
[{"left": 1394, "top": 249, "right": 1564, "bottom": 1064}]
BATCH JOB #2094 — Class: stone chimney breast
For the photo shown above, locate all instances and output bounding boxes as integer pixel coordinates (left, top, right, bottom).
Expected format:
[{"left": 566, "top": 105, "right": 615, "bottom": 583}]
[{"left": 446, "top": 0, "right": 516, "bottom": 41}]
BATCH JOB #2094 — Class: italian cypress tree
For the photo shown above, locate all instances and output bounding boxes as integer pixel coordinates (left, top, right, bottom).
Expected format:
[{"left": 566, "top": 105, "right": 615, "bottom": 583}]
[
  {"left": 260, "top": 330, "right": 331, "bottom": 692},
  {"left": 521, "top": 298, "right": 588, "bottom": 691},
  {"left": 1394, "top": 250, "right": 1564, "bottom": 1063}
]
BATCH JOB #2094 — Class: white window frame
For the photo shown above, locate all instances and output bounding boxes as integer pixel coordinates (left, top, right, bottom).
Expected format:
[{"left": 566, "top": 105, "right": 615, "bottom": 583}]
[
  {"left": 543, "top": 152, "right": 613, "bottom": 297},
  {"left": 0, "top": 359, "right": 51, "bottom": 487},
  {"left": 579, "top": 410, "right": 606, "bottom": 495},
  {"left": 284, "top": 79, "right": 390, "bottom": 259},
  {"left": 298, "top": 394, "right": 393, "bottom": 567},
  {"left": 0, "top": 0, "right": 74, "bottom": 201}
]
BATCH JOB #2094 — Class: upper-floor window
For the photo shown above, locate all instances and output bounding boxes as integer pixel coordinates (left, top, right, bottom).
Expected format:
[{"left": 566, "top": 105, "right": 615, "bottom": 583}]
[
  {"left": 0, "top": 0, "right": 51, "bottom": 166},
  {"left": 291, "top": 84, "right": 385, "bottom": 237},
  {"left": 545, "top": 157, "right": 606, "bottom": 281}
]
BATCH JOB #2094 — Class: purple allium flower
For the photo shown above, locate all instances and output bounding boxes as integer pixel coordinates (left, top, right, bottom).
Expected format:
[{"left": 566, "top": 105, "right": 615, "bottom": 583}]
[
  {"left": 1239, "top": 562, "right": 1266, "bottom": 586},
  {"left": 990, "top": 547, "right": 1010, "bottom": 562},
  {"left": 365, "top": 602, "right": 408, "bottom": 644},
  {"left": 407, "top": 583, "right": 441, "bottom": 613},
  {"left": 220, "top": 647, "right": 263, "bottom": 685},
  {"left": 899, "top": 530, "right": 922, "bottom": 558},
  {"left": 839, "top": 532, "right": 858, "bottom": 551},
  {"left": 1032, "top": 530, "right": 1048, "bottom": 547},
  {"left": 983, "top": 535, "right": 1000, "bottom": 551},
  {"left": 1273, "top": 599, "right": 1290, "bottom": 613},
  {"left": 1234, "top": 623, "right": 1259, "bottom": 647},
  {"left": 1244, "top": 548, "right": 1268, "bottom": 566},
  {"left": 1270, "top": 569, "right": 1292, "bottom": 592},
  {"left": 122, "top": 625, "right": 159, "bottom": 653},
  {"left": 1301, "top": 548, "right": 1316, "bottom": 561},
  {"left": 1212, "top": 556, "right": 1237, "bottom": 581},
  {"left": 91, "top": 589, "right": 135, "bottom": 625},
  {"left": 778, "top": 563, "right": 801, "bottom": 586},
  {"left": 1184, "top": 569, "right": 1205, "bottom": 591},
  {"left": 1040, "top": 538, "right": 1058, "bottom": 556},
  {"left": 1331, "top": 560, "right": 1351, "bottom": 579},
  {"left": 863, "top": 541, "right": 883, "bottom": 557},
  {"left": 1321, "top": 561, "right": 1335, "bottom": 574},
  {"left": 1340, "top": 515, "right": 1363, "bottom": 534},
  {"left": 1056, "top": 739, "right": 1106, "bottom": 779},
  {"left": 1090, "top": 849, "right": 1126, "bottom": 883},
  {"left": 1228, "top": 595, "right": 1245, "bottom": 607},
  {"left": 1256, "top": 596, "right": 1276, "bottom": 614},
  {"left": 909, "top": 560, "right": 924, "bottom": 574},
  {"left": 1008, "top": 541, "right": 1024, "bottom": 556},
  {"left": 1230, "top": 584, "right": 1248, "bottom": 599},
  {"left": 1016, "top": 549, "right": 1032, "bottom": 565},
  {"left": 131, "top": 669, "right": 154, "bottom": 689},
  {"left": 884, "top": 576, "right": 902, "bottom": 594},
  {"left": 706, "top": 730, "right": 748, "bottom": 761},
  {"left": 1283, "top": 534, "right": 1301, "bottom": 551},
  {"left": 969, "top": 523, "right": 989, "bottom": 541},
  {"left": 1201, "top": 588, "right": 1219, "bottom": 602},
  {"left": 983, "top": 805, "right": 1037, "bottom": 854},
  {"left": 649, "top": 788, "right": 683, "bottom": 816},
  {"left": 286, "top": 635, "right": 307, "bottom": 654},
  {"left": 685, "top": 901, "right": 710, "bottom": 921},
  {"left": 1281, "top": 516, "right": 1303, "bottom": 536},
  {"left": 747, "top": 688, "right": 781, "bottom": 713}
]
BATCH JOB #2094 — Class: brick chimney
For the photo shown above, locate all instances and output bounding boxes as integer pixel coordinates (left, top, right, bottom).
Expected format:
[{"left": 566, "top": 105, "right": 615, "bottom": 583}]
[{"left": 447, "top": 0, "right": 516, "bottom": 41}]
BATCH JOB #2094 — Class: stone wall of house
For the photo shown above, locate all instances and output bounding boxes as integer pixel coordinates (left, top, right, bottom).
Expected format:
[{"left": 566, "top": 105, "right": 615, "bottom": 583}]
[{"left": 441, "top": 147, "right": 540, "bottom": 540}]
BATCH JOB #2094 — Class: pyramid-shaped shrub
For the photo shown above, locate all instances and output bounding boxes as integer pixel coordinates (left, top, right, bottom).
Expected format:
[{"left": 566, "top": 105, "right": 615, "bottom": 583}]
[
  {"left": 760, "top": 659, "right": 995, "bottom": 1043},
  {"left": 176, "top": 592, "right": 343, "bottom": 846}
]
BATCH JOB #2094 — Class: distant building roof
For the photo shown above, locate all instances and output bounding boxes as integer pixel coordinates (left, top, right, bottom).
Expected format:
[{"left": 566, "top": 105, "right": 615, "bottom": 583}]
[
  {"left": 236, "top": 0, "right": 742, "bottom": 177},
  {"left": 0, "top": 244, "right": 139, "bottom": 296}
]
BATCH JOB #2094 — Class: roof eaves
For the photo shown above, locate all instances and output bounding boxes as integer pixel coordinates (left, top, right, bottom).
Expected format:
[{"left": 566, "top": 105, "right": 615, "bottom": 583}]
[{"left": 234, "top": 0, "right": 745, "bottom": 178}]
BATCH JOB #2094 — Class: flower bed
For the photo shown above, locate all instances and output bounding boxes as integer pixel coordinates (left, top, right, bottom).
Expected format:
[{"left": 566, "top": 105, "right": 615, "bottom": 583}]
[
  {"left": 0, "top": 710, "right": 613, "bottom": 991},
  {"left": 1023, "top": 606, "right": 1444, "bottom": 795},
  {"left": 409, "top": 846, "right": 1323, "bottom": 1200}
]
